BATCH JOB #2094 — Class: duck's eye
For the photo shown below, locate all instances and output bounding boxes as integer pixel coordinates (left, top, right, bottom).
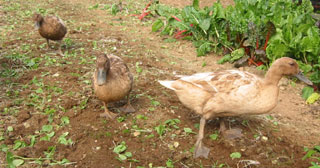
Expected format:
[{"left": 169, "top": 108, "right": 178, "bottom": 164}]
[{"left": 289, "top": 62, "right": 295, "bottom": 66}]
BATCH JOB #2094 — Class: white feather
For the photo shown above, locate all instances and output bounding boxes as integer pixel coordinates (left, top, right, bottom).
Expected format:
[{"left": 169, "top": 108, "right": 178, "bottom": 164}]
[
  {"left": 180, "top": 72, "right": 213, "bottom": 82},
  {"left": 158, "top": 80, "right": 176, "bottom": 90}
]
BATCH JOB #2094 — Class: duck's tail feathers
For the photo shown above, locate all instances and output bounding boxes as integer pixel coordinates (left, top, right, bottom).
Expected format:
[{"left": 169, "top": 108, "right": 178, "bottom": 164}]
[{"left": 158, "top": 80, "right": 176, "bottom": 90}]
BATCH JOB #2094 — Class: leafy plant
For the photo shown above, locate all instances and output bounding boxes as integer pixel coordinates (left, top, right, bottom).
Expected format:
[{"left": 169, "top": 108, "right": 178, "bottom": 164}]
[
  {"left": 113, "top": 141, "right": 133, "bottom": 161},
  {"left": 303, "top": 145, "right": 320, "bottom": 168},
  {"left": 230, "top": 152, "right": 241, "bottom": 159}
]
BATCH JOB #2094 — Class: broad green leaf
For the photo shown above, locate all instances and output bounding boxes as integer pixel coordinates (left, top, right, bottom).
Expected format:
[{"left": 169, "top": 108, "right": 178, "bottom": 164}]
[
  {"left": 41, "top": 125, "right": 53, "bottom": 132},
  {"left": 118, "top": 154, "right": 127, "bottom": 161},
  {"left": 12, "top": 159, "right": 24, "bottom": 167},
  {"left": 302, "top": 86, "right": 314, "bottom": 100},
  {"left": 192, "top": 0, "right": 199, "bottom": 10},
  {"left": 230, "top": 48, "right": 245, "bottom": 62},
  {"left": 113, "top": 141, "right": 127, "bottom": 154},
  {"left": 217, "top": 54, "right": 231, "bottom": 64},
  {"left": 306, "top": 93, "right": 320, "bottom": 104},
  {"left": 124, "top": 152, "right": 132, "bottom": 157},
  {"left": 152, "top": 19, "right": 164, "bottom": 32},
  {"left": 199, "top": 18, "right": 211, "bottom": 31},
  {"left": 209, "top": 133, "right": 218, "bottom": 140},
  {"left": 230, "top": 152, "right": 241, "bottom": 159}
]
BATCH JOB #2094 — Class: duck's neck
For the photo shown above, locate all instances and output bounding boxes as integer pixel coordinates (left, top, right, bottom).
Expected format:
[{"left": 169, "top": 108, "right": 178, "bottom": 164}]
[{"left": 264, "top": 66, "right": 283, "bottom": 86}]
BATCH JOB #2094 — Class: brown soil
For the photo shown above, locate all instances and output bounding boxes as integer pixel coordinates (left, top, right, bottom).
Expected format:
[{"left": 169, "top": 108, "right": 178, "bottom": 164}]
[{"left": 0, "top": 0, "right": 319, "bottom": 168}]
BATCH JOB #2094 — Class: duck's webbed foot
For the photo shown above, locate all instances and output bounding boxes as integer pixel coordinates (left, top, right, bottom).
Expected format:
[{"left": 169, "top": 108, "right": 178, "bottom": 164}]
[
  {"left": 119, "top": 103, "right": 135, "bottom": 113},
  {"left": 99, "top": 111, "right": 118, "bottom": 119},
  {"left": 219, "top": 119, "right": 243, "bottom": 140},
  {"left": 193, "top": 117, "right": 210, "bottom": 158},
  {"left": 119, "top": 97, "right": 135, "bottom": 113},
  {"left": 194, "top": 140, "right": 210, "bottom": 158},
  {"left": 100, "top": 102, "right": 118, "bottom": 119}
]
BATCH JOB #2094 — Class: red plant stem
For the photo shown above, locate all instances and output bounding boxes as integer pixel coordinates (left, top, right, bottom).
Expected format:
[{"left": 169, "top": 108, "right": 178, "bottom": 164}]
[
  {"left": 172, "top": 15, "right": 181, "bottom": 22},
  {"left": 138, "top": 0, "right": 153, "bottom": 20},
  {"left": 256, "top": 37, "right": 259, "bottom": 49},
  {"left": 263, "top": 30, "right": 271, "bottom": 51}
]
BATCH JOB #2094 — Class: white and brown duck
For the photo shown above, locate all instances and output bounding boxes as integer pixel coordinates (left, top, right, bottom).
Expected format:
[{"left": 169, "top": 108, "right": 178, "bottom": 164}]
[
  {"left": 33, "top": 13, "right": 67, "bottom": 55},
  {"left": 93, "top": 54, "right": 135, "bottom": 119},
  {"left": 159, "top": 57, "right": 312, "bottom": 158}
]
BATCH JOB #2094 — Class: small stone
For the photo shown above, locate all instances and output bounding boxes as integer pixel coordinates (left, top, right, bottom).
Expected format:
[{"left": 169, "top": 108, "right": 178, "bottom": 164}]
[
  {"left": 262, "top": 136, "right": 268, "bottom": 141},
  {"left": 53, "top": 73, "right": 59, "bottom": 77},
  {"left": 175, "top": 130, "right": 181, "bottom": 135},
  {"left": 280, "top": 86, "right": 285, "bottom": 91},
  {"left": 23, "top": 122, "right": 30, "bottom": 128},
  {"left": 173, "top": 142, "right": 179, "bottom": 148},
  {"left": 96, "top": 146, "right": 101, "bottom": 150},
  {"left": 133, "top": 131, "right": 141, "bottom": 137}
]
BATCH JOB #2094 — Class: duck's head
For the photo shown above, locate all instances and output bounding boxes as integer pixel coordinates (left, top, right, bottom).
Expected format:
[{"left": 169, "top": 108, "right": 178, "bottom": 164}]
[
  {"left": 96, "top": 54, "right": 110, "bottom": 86},
  {"left": 33, "top": 13, "right": 43, "bottom": 29},
  {"left": 273, "top": 57, "right": 313, "bottom": 85}
]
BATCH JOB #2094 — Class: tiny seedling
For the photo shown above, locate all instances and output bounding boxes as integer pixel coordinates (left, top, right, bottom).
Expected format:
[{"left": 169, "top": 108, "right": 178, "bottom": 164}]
[
  {"left": 209, "top": 132, "right": 219, "bottom": 141},
  {"left": 154, "top": 124, "right": 165, "bottom": 137},
  {"left": 184, "top": 128, "right": 195, "bottom": 135},
  {"left": 113, "top": 141, "right": 133, "bottom": 161},
  {"left": 230, "top": 152, "right": 241, "bottom": 159}
]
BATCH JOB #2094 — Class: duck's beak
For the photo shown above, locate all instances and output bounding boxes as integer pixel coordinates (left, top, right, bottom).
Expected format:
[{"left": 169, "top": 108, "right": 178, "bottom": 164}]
[
  {"left": 295, "top": 71, "right": 313, "bottom": 85},
  {"left": 97, "top": 68, "right": 107, "bottom": 86}
]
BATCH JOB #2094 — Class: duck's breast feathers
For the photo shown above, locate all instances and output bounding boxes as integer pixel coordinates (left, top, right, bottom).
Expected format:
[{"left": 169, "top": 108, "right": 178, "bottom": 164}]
[{"left": 39, "top": 16, "right": 67, "bottom": 40}]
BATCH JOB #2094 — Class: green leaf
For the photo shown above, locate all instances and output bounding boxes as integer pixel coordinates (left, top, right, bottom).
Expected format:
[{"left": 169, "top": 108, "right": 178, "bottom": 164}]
[
  {"left": 13, "top": 159, "right": 24, "bottom": 167},
  {"left": 6, "top": 152, "right": 14, "bottom": 168},
  {"left": 199, "top": 18, "right": 211, "bottom": 31},
  {"left": 217, "top": 54, "right": 231, "bottom": 64},
  {"left": 61, "top": 116, "right": 70, "bottom": 125},
  {"left": 7, "top": 126, "right": 13, "bottom": 132},
  {"left": 113, "top": 141, "right": 127, "bottom": 154},
  {"left": 124, "top": 152, "right": 132, "bottom": 157},
  {"left": 151, "top": 100, "right": 160, "bottom": 106},
  {"left": 155, "top": 125, "right": 165, "bottom": 136},
  {"left": 230, "top": 152, "right": 241, "bottom": 159},
  {"left": 118, "top": 154, "right": 127, "bottom": 161},
  {"left": 41, "top": 125, "right": 53, "bottom": 132},
  {"left": 302, "top": 86, "right": 314, "bottom": 100},
  {"left": 152, "top": 19, "right": 164, "bottom": 32},
  {"left": 184, "top": 128, "right": 195, "bottom": 134},
  {"left": 111, "top": 4, "right": 119, "bottom": 15},
  {"left": 209, "top": 133, "right": 218, "bottom": 140},
  {"left": 230, "top": 48, "right": 245, "bottom": 62},
  {"left": 192, "top": 0, "right": 200, "bottom": 10},
  {"left": 166, "top": 158, "right": 174, "bottom": 168},
  {"left": 306, "top": 93, "right": 320, "bottom": 104}
]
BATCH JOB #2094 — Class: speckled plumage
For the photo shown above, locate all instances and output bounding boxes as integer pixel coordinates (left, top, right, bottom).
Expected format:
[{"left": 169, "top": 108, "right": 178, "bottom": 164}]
[
  {"left": 93, "top": 54, "right": 134, "bottom": 119},
  {"left": 159, "top": 57, "right": 311, "bottom": 158}
]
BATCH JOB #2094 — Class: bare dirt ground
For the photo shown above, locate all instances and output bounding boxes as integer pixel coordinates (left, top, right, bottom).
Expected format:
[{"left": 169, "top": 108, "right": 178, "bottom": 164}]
[{"left": 0, "top": 0, "right": 319, "bottom": 167}]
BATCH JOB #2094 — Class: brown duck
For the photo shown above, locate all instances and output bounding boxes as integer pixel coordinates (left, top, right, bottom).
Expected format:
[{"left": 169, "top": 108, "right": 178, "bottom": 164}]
[
  {"left": 33, "top": 13, "right": 67, "bottom": 55},
  {"left": 93, "top": 54, "right": 135, "bottom": 119},
  {"left": 159, "top": 57, "right": 312, "bottom": 158}
]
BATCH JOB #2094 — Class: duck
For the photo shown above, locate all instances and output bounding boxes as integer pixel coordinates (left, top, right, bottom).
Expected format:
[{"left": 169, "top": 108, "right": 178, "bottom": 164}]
[
  {"left": 93, "top": 54, "right": 135, "bottom": 119},
  {"left": 158, "top": 57, "right": 312, "bottom": 159},
  {"left": 33, "top": 13, "right": 67, "bottom": 56}
]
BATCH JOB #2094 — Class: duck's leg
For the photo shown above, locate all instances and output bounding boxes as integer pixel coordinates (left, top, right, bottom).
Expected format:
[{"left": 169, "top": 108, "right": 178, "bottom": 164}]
[
  {"left": 219, "top": 118, "right": 243, "bottom": 140},
  {"left": 119, "top": 96, "right": 135, "bottom": 113},
  {"left": 194, "top": 117, "right": 210, "bottom": 158},
  {"left": 46, "top": 39, "right": 50, "bottom": 49},
  {"left": 100, "top": 102, "right": 117, "bottom": 119},
  {"left": 57, "top": 40, "right": 64, "bottom": 56}
]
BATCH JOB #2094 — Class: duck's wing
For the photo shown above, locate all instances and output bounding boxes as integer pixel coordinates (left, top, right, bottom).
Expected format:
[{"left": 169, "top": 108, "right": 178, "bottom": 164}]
[
  {"left": 109, "top": 55, "right": 132, "bottom": 79},
  {"left": 206, "top": 70, "right": 261, "bottom": 94},
  {"left": 160, "top": 70, "right": 261, "bottom": 95}
]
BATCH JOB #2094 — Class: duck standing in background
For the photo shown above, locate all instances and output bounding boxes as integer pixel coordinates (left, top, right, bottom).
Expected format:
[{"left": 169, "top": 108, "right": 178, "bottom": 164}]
[
  {"left": 33, "top": 13, "right": 67, "bottom": 56},
  {"left": 93, "top": 54, "right": 135, "bottom": 119},
  {"left": 159, "top": 57, "right": 312, "bottom": 159}
]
